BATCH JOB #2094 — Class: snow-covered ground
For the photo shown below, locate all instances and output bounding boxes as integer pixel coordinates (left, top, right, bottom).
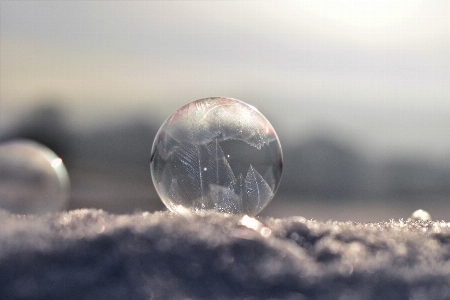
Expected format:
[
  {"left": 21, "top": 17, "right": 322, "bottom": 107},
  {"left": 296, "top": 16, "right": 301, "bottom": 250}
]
[{"left": 1, "top": 208, "right": 450, "bottom": 299}]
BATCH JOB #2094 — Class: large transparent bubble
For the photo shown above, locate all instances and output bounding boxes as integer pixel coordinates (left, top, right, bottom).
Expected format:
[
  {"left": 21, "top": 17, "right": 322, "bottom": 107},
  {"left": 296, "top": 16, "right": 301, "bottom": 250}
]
[
  {"left": 150, "top": 97, "right": 283, "bottom": 215},
  {"left": 0, "top": 140, "right": 70, "bottom": 214}
]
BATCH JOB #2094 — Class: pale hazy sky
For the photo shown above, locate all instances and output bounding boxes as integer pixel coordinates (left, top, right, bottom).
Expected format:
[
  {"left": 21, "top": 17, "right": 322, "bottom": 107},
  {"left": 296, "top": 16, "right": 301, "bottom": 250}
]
[{"left": 1, "top": 1, "right": 449, "bottom": 160}]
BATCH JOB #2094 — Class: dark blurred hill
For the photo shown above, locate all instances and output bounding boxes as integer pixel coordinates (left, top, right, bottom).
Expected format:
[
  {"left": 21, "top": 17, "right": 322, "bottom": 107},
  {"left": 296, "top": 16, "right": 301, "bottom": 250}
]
[
  {"left": 71, "top": 121, "right": 158, "bottom": 172},
  {"left": 1, "top": 105, "right": 72, "bottom": 159},
  {"left": 1, "top": 104, "right": 449, "bottom": 214},
  {"left": 282, "top": 137, "right": 366, "bottom": 198},
  {"left": 0, "top": 105, "right": 163, "bottom": 213}
]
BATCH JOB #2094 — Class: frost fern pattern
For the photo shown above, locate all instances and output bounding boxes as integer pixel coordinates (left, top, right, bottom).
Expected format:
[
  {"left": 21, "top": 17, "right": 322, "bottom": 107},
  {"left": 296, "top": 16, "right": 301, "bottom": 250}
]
[{"left": 150, "top": 97, "right": 283, "bottom": 215}]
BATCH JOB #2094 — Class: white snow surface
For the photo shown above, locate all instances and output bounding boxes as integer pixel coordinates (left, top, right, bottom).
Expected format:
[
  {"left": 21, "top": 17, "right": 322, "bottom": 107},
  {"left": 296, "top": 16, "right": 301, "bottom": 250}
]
[{"left": 1, "top": 208, "right": 450, "bottom": 300}]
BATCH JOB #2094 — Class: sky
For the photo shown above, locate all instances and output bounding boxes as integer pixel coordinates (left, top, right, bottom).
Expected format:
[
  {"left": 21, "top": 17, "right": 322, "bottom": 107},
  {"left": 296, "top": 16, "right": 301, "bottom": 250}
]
[{"left": 1, "top": 1, "right": 449, "bottom": 160}]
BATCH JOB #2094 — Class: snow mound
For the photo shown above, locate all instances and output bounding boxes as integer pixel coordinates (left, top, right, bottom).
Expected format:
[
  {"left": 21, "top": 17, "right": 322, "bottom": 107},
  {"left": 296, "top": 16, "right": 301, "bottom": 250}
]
[{"left": 1, "top": 209, "right": 450, "bottom": 299}]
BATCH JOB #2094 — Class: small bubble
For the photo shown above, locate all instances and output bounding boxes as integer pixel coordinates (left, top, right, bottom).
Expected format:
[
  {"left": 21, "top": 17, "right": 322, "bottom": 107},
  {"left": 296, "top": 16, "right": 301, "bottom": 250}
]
[
  {"left": 260, "top": 227, "right": 271, "bottom": 237},
  {"left": 408, "top": 209, "right": 431, "bottom": 222}
]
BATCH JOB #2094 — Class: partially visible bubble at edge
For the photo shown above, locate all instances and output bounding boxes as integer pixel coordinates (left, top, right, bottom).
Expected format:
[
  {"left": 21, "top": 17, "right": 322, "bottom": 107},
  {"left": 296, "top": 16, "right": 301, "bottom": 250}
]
[{"left": 0, "top": 139, "right": 70, "bottom": 214}]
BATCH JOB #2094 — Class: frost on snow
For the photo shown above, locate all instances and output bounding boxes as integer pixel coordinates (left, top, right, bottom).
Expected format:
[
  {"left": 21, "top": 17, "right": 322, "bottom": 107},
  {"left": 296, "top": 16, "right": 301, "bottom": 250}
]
[{"left": 1, "top": 208, "right": 450, "bottom": 299}]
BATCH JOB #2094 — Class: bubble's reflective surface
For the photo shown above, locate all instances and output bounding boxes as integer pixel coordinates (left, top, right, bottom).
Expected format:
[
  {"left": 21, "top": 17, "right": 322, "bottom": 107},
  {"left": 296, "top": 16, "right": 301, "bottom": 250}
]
[
  {"left": 150, "top": 97, "right": 282, "bottom": 215},
  {"left": 0, "top": 140, "right": 70, "bottom": 214}
]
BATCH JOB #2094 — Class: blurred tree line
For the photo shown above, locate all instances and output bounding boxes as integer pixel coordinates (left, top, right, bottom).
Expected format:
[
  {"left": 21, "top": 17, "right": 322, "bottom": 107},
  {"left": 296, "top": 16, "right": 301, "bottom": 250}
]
[{"left": 1, "top": 104, "right": 449, "bottom": 202}]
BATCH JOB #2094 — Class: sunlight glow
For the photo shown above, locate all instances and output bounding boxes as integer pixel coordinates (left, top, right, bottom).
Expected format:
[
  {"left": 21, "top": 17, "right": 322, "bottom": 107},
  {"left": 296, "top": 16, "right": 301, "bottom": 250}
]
[{"left": 303, "top": 0, "right": 423, "bottom": 29}]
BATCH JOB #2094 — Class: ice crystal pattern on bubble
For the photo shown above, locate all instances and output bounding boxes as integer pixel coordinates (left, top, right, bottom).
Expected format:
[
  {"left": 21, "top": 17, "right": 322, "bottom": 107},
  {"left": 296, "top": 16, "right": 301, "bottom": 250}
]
[{"left": 150, "top": 97, "right": 282, "bottom": 216}]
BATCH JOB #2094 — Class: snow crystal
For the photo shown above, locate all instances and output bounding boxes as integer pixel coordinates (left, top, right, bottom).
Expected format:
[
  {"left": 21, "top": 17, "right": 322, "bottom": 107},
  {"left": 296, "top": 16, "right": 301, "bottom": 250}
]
[{"left": 1, "top": 208, "right": 450, "bottom": 299}]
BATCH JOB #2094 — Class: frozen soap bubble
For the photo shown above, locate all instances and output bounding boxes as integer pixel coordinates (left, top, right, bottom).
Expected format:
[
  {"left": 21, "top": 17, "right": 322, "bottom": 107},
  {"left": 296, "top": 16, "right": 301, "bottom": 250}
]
[
  {"left": 0, "top": 140, "right": 70, "bottom": 214},
  {"left": 150, "top": 97, "right": 283, "bottom": 216}
]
